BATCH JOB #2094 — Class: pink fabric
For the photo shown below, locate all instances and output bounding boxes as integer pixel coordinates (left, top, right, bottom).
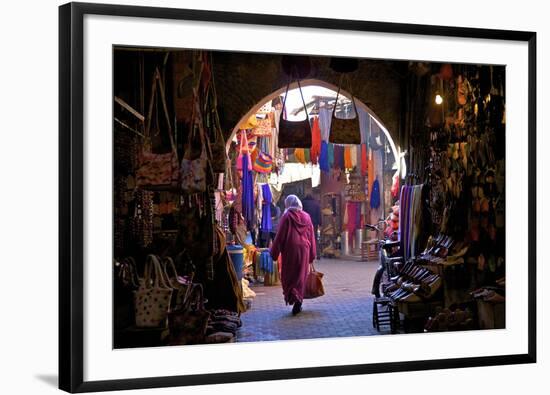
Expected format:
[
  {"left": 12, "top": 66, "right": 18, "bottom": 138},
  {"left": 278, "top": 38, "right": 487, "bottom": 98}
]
[{"left": 270, "top": 210, "right": 316, "bottom": 305}]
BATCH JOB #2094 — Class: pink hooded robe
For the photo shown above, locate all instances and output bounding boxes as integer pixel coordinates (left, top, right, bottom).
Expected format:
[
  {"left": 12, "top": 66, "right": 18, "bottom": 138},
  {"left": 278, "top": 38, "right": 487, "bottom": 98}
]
[{"left": 270, "top": 209, "right": 316, "bottom": 305}]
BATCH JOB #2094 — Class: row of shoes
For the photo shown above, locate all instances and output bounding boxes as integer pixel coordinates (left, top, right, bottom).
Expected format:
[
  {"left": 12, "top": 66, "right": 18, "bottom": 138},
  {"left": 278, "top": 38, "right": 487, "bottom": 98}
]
[
  {"left": 424, "top": 307, "right": 474, "bottom": 332},
  {"left": 384, "top": 261, "right": 442, "bottom": 303},
  {"left": 470, "top": 287, "right": 505, "bottom": 303},
  {"left": 204, "top": 309, "right": 242, "bottom": 344},
  {"left": 419, "top": 234, "right": 468, "bottom": 266}
]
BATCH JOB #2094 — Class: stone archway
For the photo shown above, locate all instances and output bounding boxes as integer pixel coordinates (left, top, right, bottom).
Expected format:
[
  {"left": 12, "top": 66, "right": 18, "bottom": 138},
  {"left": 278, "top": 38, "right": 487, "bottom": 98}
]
[{"left": 227, "top": 79, "right": 404, "bottom": 177}]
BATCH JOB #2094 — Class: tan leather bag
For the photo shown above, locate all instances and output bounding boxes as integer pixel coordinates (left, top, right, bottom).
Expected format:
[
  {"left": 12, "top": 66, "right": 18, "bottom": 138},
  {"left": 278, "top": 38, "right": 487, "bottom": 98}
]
[{"left": 304, "top": 263, "right": 325, "bottom": 299}]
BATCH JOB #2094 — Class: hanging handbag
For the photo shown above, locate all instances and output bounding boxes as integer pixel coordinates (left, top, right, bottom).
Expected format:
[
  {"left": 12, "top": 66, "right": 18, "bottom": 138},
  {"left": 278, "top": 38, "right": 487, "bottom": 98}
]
[
  {"left": 329, "top": 75, "right": 361, "bottom": 145},
  {"left": 304, "top": 263, "right": 325, "bottom": 299},
  {"left": 166, "top": 283, "right": 211, "bottom": 345},
  {"left": 135, "top": 68, "right": 179, "bottom": 190},
  {"left": 253, "top": 151, "right": 273, "bottom": 173},
  {"left": 206, "top": 57, "right": 229, "bottom": 174},
  {"left": 134, "top": 255, "right": 174, "bottom": 328},
  {"left": 180, "top": 95, "right": 211, "bottom": 195},
  {"left": 236, "top": 130, "right": 252, "bottom": 171},
  {"left": 253, "top": 114, "right": 273, "bottom": 137},
  {"left": 278, "top": 74, "right": 312, "bottom": 149}
]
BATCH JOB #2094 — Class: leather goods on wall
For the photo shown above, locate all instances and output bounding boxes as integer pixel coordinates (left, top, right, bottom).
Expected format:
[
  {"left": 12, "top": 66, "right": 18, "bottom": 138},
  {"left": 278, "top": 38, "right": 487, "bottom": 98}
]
[
  {"left": 278, "top": 76, "right": 312, "bottom": 149},
  {"left": 329, "top": 75, "right": 361, "bottom": 145},
  {"left": 134, "top": 255, "right": 173, "bottom": 328},
  {"left": 136, "top": 68, "right": 179, "bottom": 190}
]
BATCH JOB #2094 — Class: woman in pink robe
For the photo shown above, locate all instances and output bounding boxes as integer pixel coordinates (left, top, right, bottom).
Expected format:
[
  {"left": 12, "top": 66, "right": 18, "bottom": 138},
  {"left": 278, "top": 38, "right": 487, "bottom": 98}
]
[{"left": 270, "top": 195, "right": 316, "bottom": 315}]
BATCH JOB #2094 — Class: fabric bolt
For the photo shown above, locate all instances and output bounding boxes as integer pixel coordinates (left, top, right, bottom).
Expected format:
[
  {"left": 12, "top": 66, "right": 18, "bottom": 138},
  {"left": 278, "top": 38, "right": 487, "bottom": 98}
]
[
  {"left": 310, "top": 117, "right": 322, "bottom": 164},
  {"left": 319, "top": 141, "right": 330, "bottom": 173},
  {"left": 344, "top": 146, "right": 353, "bottom": 169},
  {"left": 270, "top": 209, "right": 316, "bottom": 305},
  {"left": 318, "top": 107, "right": 332, "bottom": 141},
  {"left": 260, "top": 184, "right": 273, "bottom": 232},
  {"left": 241, "top": 154, "right": 255, "bottom": 229}
]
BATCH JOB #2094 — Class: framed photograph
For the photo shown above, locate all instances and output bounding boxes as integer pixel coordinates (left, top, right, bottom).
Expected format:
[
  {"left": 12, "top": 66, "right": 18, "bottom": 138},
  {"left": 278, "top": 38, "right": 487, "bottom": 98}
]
[{"left": 59, "top": 1, "right": 536, "bottom": 393}]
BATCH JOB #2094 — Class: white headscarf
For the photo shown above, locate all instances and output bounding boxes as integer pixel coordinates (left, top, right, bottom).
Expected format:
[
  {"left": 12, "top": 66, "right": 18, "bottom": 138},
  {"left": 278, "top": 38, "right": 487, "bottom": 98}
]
[{"left": 284, "top": 194, "right": 303, "bottom": 213}]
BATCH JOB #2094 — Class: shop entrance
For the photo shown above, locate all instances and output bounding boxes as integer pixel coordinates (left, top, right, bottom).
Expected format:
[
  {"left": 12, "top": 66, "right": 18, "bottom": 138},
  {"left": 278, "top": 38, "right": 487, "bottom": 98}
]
[{"left": 226, "top": 81, "right": 402, "bottom": 341}]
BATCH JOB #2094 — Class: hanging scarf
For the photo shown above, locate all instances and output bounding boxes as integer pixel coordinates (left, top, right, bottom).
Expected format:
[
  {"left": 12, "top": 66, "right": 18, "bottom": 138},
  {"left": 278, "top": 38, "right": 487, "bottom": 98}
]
[
  {"left": 344, "top": 146, "right": 353, "bottom": 169},
  {"left": 350, "top": 145, "right": 358, "bottom": 168},
  {"left": 334, "top": 145, "right": 344, "bottom": 170},
  {"left": 294, "top": 148, "right": 306, "bottom": 164},
  {"left": 319, "top": 141, "right": 330, "bottom": 173},
  {"left": 319, "top": 107, "right": 332, "bottom": 141},
  {"left": 367, "top": 148, "right": 374, "bottom": 194},
  {"left": 311, "top": 117, "right": 321, "bottom": 164},
  {"left": 370, "top": 178, "right": 381, "bottom": 209},
  {"left": 361, "top": 144, "right": 368, "bottom": 176},
  {"left": 241, "top": 154, "right": 255, "bottom": 229},
  {"left": 260, "top": 184, "right": 272, "bottom": 232},
  {"left": 328, "top": 143, "right": 335, "bottom": 169},
  {"left": 304, "top": 148, "right": 310, "bottom": 164}
]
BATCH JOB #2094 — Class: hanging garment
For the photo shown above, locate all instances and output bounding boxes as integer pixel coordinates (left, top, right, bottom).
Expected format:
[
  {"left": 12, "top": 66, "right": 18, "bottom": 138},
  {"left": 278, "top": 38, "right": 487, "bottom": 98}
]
[
  {"left": 319, "top": 141, "right": 330, "bottom": 173},
  {"left": 391, "top": 173, "right": 400, "bottom": 198},
  {"left": 350, "top": 145, "right": 358, "bottom": 168},
  {"left": 344, "top": 147, "right": 353, "bottom": 169},
  {"left": 304, "top": 148, "right": 310, "bottom": 164},
  {"left": 311, "top": 117, "right": 321, "bottom": 164},
  {"left": 260, "top": 184, "right": 272, "bottom": 232},
  {"left": 367, "top": 149, "right": 375, "bottom": 194},
  {"left": 334, "top": 145, "right": 345, "bottom": 170},
  {"left": 361, "top": 144, "right": 368, "bottom": 176},
  {"left": 241, "top": 154, "right": 255, "bottom": 229},
  {"left": 370, "top": 178, "right": 381, "bottom": 209},
  {"left": 318, "top": 107, "right": 332, "bottom": 141}
]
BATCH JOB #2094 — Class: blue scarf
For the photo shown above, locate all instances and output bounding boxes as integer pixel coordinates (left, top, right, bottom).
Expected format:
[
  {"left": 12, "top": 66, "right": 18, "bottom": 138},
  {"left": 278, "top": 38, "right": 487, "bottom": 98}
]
[
  {"left": 260, "top": 184, "right": 272, "bottom": 232},
  {"left": 241, "top": 154, "right": 255, "bottom": 229}
]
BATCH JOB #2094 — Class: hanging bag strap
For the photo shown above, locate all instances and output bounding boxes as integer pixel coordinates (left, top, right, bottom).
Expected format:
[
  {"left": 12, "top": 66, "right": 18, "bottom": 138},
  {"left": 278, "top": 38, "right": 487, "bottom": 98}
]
[
  {"left": 331, "top": 74, "right": 359, "bottom": 120},
  {"left": 281, "top": 67, "right": 309, "bottom": 122},
  {"left": 145, "top": 68, "right": 177, "bottom": 157}
]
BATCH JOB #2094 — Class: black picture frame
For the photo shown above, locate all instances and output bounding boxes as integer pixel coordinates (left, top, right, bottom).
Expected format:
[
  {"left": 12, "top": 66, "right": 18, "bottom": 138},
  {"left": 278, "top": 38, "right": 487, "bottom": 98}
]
[{"left": 59, "top": 2, "right": 537, "bottom": 393}]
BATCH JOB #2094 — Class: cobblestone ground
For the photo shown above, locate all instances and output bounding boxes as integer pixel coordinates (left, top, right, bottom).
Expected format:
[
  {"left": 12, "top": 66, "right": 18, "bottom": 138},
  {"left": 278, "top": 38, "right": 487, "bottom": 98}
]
[{"left": 237, "top": 258, "right": 392, "bottom": 342}]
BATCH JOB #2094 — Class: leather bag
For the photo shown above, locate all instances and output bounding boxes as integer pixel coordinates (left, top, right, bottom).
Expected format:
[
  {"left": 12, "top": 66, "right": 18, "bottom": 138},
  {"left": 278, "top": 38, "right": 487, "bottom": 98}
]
[
  {"left": 278, "top": 76, "right": 312, "bottom": 149},
  {"left": 304, "top": 263, "right": 325, "bottom": 299},
  {"left": 167, "top": 283, "right": 211, "bottom": 345},
  {"left": 180, "top": 95, "right": 212, "bottom": 195},
  {"left": 329, "top": 76, "right": 361, "bottom": 145},
  {"left": 136, "top": 68, "right": 179, "bottom": 190}
]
